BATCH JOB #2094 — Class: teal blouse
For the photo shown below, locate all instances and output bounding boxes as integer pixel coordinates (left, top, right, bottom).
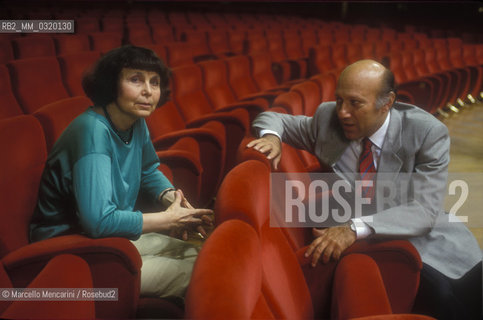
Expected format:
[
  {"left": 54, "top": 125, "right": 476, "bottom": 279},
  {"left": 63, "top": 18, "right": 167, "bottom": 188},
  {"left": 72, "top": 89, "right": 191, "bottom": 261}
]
[{"left": 30, "top": 107, "right": 173, "bottom": 242}]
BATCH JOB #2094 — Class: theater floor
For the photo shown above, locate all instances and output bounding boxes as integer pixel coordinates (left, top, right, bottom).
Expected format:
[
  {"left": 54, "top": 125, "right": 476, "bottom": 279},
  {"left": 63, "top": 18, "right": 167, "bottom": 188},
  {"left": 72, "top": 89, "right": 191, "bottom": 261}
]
[{"left": 444, "top": 102, "right": 483, "bottom": 249}]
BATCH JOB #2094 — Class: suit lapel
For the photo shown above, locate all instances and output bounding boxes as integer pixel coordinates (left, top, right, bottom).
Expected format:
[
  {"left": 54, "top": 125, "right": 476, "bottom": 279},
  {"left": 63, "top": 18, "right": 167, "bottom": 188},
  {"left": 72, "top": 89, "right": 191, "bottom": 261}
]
[{"left": 378, "top": 107, "right": 403, "bottom": 177}]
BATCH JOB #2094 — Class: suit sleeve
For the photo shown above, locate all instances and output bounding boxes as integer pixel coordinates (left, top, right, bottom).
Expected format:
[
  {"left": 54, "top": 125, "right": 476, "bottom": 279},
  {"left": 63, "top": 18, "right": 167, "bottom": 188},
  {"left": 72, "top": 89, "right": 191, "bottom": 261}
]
[
  {"left": 252, "top": 110, "right": 319, "bottom": 152},
  {"left": 362, "top": 122, "right": 450, "bottom": 238}
]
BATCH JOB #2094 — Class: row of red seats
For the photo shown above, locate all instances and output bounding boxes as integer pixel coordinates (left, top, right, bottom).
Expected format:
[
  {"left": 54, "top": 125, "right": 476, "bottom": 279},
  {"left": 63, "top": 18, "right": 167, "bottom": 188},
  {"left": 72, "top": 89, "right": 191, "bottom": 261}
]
[
  {"left": 2, "top": 41, "right": 481, "bottom": 204},
  {"left": 2, "top": 20, "right": 474, "bottom": 67},
  {"left": 0, "top": 114, "right": 184, "bottom": 318},
  {"left": 184, "top": 156, "right": 430, "bottom": 319},
  {"left": 0, "top": 24, "right": 418, "bottom": 63},
  {"left": 0, "top": 33, "right": 121, "bottom": 64},
  {"left": 0, "top": 50, "right": 303, "bottom": 205},
  {"left": 309, "top": 40, "right": 483, "bottom": 113}
]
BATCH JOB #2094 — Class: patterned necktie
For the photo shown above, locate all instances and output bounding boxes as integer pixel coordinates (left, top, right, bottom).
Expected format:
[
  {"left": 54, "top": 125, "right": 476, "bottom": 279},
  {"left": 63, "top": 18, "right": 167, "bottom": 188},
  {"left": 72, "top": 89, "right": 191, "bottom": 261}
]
[{"left": 359, "top": 138, "right": 376, "bottom": 199}]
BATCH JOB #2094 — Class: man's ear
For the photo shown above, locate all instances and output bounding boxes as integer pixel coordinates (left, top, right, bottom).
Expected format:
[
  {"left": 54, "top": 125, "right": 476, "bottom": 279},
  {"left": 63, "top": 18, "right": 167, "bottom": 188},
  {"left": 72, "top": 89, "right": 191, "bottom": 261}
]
[{"left": 383, "top": 91, "right": 396, "bottom": 112}]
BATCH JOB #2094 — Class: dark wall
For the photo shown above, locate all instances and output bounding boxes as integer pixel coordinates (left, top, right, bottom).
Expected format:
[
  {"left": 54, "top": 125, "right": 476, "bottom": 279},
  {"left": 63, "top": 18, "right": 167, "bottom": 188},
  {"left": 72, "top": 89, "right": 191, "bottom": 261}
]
[{"left": 1, "top": 0, "right": 482, "bottom": 38}]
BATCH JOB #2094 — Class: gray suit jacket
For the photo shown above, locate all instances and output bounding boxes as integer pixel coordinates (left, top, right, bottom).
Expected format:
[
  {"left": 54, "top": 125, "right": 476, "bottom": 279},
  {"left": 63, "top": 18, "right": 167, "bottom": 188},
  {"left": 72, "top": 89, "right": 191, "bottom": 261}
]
[{"left": 252, "top": 101, "right": 482, "bottom": 279}]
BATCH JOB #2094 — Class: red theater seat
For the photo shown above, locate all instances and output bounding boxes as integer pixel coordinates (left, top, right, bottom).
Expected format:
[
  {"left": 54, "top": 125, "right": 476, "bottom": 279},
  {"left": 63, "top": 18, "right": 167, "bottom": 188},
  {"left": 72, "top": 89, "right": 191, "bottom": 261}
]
[
  {"left": 227, "top": 30, "right": 246, "bottom": 55},
  {"left": 300, "top": 28, "right": 318, "bottom": 58},
  {"left": 216, "top": 159, "right": 422, "bottom": 318},
  {"left": 0, "top": 65, "right": 23, "bottom": 119},
  {"left": 147, "top": 101, "right": 226, "bottom": 207},
  {"left": 54, "top": 34, "right": 91, "bottom": 55},
  {"left": 8, "top": 57, "right": 69, "bottom": 113},
  {"left": 310, "top": 72, "right": 337, "bottom": 102},
  {"left": 89, "top": 32, "right": 123, "bottom": 52},
  {"left": 165, "top": 42, "right": 195, "bottom": 67},
  {"left": 198, "top": 59, "right": 268, "bottom": 121},
  {"left": 215, "top": 160, "right": 314, "bottom": 319},
  {"left": 283, "top": 30, "right": 309, "bottom": 79},
  {"left": 0, "top": 254, "right": 95, "bottom": 319},
  {"left": 250, "top": 53, "right": 292, "bottom": 92},
  {"left": 33, "top": 96, "right": 92, "bottom": 151},
  {"left": 58, "top": 51, "right": 101, "bottom": 96},
  {"left": 171, "top": 64, "right": 249, "bottom": 172},
  {"left": 185, "top": 220, "right": 271, "bottom": 319},
  {"left": 308, "top": 45, "right": 339, "bottom": 77},
  {"left": 0, "top": 115, "right": 143, "bottom": 318},
  {"left": 13, "top": 37, "right": 56, "bottom": 59},
  {"left": 271, "top": 90, "right": 304, "bottom": 115},
  {"left": 291, "top": 80, "right": 321, "bottom": 116},
  {"left": 100, "top": 17, "right": 124, "bottom": 33},
  {"left": 151, "top": 22, "right": 175, "bottom": 44},
  {"left": 0, "top": 39, "right": 14, "bottom": 64},
  {"left": 126, "top": 23, "right": 154, "bottom": 46},
  {"left": 206, "top": 30, "right": 229, "bottom": 55},
  {"left": 76, "top": 17, "right": 100, "bottom": 34},
  {"left": 226, "top": 55, "right": 281, "bottom": 103}
]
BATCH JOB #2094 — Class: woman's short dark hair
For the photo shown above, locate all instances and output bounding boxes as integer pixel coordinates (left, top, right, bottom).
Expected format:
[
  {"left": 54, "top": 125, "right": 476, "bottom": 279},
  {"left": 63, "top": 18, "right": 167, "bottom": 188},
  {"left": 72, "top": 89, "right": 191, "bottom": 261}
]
[{"left": 82, "top": 45, "right": 171, "bottom": 108}]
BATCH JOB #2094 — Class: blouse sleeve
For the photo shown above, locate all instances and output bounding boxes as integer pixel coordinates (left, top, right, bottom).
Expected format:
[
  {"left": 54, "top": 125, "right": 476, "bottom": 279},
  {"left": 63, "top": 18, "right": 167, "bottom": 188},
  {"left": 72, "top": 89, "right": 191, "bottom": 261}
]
[
  {"left": 140, "top": 122, "right": 174, "bottom": 203},
  {"left": 72, "top": 153, "right": 143, "bottom": 239}
]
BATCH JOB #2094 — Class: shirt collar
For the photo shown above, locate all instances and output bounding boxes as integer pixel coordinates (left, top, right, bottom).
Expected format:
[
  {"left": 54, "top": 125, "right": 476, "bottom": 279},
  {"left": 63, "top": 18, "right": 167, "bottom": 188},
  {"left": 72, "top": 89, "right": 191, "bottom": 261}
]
[{"left": 367, "top": 112, "right": 390, "bottom": 149}]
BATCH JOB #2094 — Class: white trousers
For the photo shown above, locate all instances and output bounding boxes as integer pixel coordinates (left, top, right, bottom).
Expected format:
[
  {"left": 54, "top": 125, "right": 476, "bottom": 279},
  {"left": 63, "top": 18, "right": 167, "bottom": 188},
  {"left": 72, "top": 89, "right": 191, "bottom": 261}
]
[{"left": 131, "top": 233, "right": 199, "bottom": 299}]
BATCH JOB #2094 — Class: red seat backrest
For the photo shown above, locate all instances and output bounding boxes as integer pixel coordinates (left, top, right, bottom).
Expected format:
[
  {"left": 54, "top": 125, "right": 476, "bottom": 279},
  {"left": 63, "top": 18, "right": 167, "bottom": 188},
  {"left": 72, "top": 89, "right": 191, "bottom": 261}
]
[
  {"left": 227, "top": 30, "right": 246, "bottom": 54},
  {"left": 151, "top": 22, "right": 174, "bottom": 44},
  {"left": 13, "top": 37, "right": 56, "bottom": 59},
  {"left": 166, "top": 42, "right": 194, "bottom": 67},
  {"left": 308, "top": 45, "right": 335, "bottom": 75},
  {"left": 185, "top": 219, "right": 272, "bottom": 319},
  {"left": 33, "top": 96, "right": 92, "bottom": 151},
  {"left": 291, "top": 81, "right": 321, "bottom": 116},
  {"left": 300, "top": 29, "right": 318, "bottom": 57},
  {"left": 207, "top": 30, "right": 230, "bottom": 54},
  {"left": 54, "top": 35, "right": 91, "bottom": 55},
  {"left": 145, "top": 101, "right": 186, "bottom": 141},
  {"left": 215, "top": 160, "right": 314, "bottom": 319},
  {"left": 225, "top": 55, "right": 259, "bottom": 100},
  {"left": 283, "top": 30, "right": 304, "bottom": 60},
  {"left": 0, "top": 115, "right": 47, "bottom": 257},
  {"left": 126, "top": 23, "right": 153, "bottom": 46},
  {"left": 310, "top": 73, "right": 336, "bottom": 103},
  {"left": 0, "top": 39, "right": 14, "bottom": 64},
  {"left": 88, "top": 32, "right": 122, "bottom": 52},
  {"left": 272, "top": 91, "right": 303, "bottom": 115},
  {"left": 58, "top": 51, "right": 101, "bottom": 96},
  {"left": 0, "top": 65, "right": 23, "bottom": 119},
  {"left": 76, "top": 17, "right": 100, "bottom": 34},
  {"left": 8, "top": 57, "right": 69, "bottom": 113},
  {"left": 171, "top": 64, "right": 214, "bottom": 123},
  {"left": 266, "top": 32, "right": 287, "bottom": 63},
  {"left": 245, "top": 34, "right": 268, "bottom": 55},
  {"left": 198, "top": 59, "right": 237, "bottom": 111},
  {"left": 250, "top": 53, "right": 278, "bottom": 91}
]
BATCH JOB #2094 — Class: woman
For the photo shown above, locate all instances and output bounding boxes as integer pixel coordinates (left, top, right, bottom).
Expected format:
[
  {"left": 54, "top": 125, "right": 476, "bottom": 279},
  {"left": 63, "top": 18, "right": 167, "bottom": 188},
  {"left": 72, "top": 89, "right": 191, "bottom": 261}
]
[{"left": 30, "top": 45, "right": 213, "bottom": 299}]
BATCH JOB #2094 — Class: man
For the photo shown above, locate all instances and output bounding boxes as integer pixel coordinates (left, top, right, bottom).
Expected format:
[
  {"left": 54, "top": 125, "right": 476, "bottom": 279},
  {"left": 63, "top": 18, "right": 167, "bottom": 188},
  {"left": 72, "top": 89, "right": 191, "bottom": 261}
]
[{"left": 249, "top": 60, "right": 482, "bottom": 319}]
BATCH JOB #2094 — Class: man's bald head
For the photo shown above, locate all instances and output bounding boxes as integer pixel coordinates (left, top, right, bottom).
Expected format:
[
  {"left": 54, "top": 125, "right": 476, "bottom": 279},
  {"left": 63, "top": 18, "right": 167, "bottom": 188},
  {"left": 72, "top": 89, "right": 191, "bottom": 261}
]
[{"left": 339, "top": 60, "right": 395, "bottom": 109}]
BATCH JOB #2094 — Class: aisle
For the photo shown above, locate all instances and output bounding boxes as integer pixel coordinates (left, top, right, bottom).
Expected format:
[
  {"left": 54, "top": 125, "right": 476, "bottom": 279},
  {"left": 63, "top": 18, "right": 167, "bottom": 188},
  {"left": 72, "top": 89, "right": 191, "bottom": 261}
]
[{"left": 443, "top": 103, "right": 483, "bottom": 248}]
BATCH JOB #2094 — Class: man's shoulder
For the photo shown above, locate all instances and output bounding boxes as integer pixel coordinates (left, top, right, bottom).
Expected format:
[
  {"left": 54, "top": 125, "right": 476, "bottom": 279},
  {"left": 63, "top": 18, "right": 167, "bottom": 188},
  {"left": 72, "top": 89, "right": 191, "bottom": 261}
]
[{"left": 392, "top": 101, "right": 446, "bottom": 131}]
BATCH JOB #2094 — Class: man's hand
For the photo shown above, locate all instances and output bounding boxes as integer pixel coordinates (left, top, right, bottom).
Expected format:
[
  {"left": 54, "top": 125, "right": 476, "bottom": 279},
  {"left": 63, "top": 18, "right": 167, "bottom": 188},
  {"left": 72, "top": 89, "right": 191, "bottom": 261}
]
[
  {"left": 305, "top": 225, "right": 356, "bottom": 267},
  {"left": 246, "top": 134, "right": 282, "bottom": 170}
]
